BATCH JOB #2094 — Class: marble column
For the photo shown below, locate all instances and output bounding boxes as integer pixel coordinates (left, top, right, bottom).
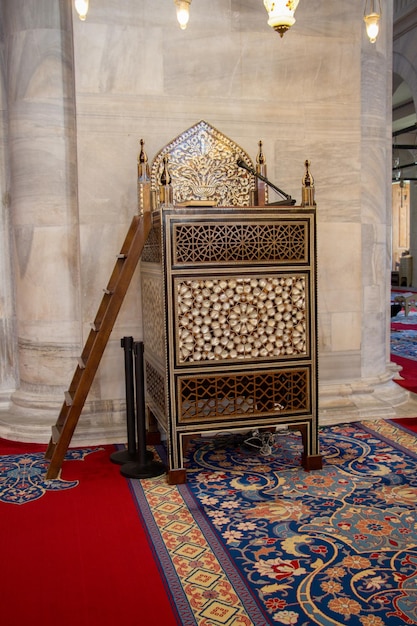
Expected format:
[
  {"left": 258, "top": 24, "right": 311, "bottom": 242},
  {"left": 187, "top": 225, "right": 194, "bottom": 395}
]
[
  {"left": 0, "top": 33, "right": 18, "bottom": 409},
  {"left": 316, "top": 0, "right": 410, "bottom": 422},
  {"left": 0, "top": 0, "right": 124, "bottom": 442},
  {"left": 1, "top": 0, "right": 80, "bottom": 438},
  {"left": 360, "top": 2, "right": 393, "bottom": 382}
]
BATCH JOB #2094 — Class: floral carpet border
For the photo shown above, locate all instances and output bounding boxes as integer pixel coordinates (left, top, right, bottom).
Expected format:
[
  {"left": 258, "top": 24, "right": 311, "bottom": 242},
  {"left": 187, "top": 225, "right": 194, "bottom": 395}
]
[
  {"left": 362, "top": 418, "right": 417, "bottom": 457},
  {"left": 129, "top": 471, "right": 266, "bottom": 625}
]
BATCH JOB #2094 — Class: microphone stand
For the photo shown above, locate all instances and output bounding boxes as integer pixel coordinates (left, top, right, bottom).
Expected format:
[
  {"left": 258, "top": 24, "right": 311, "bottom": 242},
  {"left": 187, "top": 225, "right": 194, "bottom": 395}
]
[{"left": 237, "top": 158, "right": 296, "bottom": 206}]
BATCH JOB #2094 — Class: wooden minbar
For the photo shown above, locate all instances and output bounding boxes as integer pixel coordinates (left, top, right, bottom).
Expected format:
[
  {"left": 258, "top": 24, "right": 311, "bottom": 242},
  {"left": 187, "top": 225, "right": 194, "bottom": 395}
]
[{"left": 140, "top": 121, "right": 322, "bottom": 483}]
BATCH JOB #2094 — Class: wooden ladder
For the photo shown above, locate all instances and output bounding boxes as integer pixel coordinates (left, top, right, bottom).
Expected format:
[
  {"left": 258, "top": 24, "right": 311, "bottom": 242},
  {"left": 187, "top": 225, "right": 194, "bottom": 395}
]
[{"left": 45, "top": 212, "right": 151, "bottom": 479}]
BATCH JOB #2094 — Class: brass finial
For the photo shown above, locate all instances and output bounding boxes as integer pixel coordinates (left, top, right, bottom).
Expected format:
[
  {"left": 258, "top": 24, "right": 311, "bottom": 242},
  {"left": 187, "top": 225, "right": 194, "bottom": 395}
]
[
  {"left": 254, "top": 140, "right": 268, "bottom": 206},
  {"left": 137, "top": 139, "right": 151, "bottom": 214},
  {"left": 160, "top": 155, "right": 172, "bottom": 186},
  {"left": 138, "top": 139, "right": 148, "bottom": 164},
  {"left": 256, "top": 140, "right": 266, "bottom": 166},
  {"left": 138, "top": 139, "right": 150, "bottom": 182},
  {"left": 303, "top": 160, "right": 314, "bottom": 186},
  {"left": 301, "top": 160, "right": 316, "bottom": 206},
  {"left": 159, "top": 154, "right": 174, "bottom": 207}
]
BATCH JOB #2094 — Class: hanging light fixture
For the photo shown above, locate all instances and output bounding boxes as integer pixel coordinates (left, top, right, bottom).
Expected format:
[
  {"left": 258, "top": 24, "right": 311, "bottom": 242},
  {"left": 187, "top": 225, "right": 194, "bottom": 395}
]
[
  {"left": 174, "top": 0, "right": 192, "bottom": 30},
  {"left": 364, "top": 0, "right": 381, "bottom": 43},
  {"left": 263, "top": 0, "right": 300, "bottom": 37},
  {"left": 74, "top": 0, "right": 89, "bottom": 21}
]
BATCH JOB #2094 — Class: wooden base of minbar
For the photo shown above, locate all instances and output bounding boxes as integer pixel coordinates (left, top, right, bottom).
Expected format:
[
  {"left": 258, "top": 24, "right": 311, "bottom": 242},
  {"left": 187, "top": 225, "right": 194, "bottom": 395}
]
[
  {"left": 168, "top": 453, "right": 323, "bottom": 485},
  {"left": 146, "top": 431, "right": 162, "bottom": 446},
  {"left": 167, "top": 468, "right": 187, "bottom": 485},
  {"left": 302, "top": 454, "right": 323, "bottom": 470},
  {"left": 166, "top": 427, "right": 323, "bottom": 484}
]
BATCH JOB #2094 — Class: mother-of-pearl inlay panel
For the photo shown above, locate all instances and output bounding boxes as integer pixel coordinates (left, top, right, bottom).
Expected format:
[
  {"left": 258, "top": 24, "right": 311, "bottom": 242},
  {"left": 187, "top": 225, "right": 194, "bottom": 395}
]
[{"left": 176, "top": 275, "right": 307, "bottom": 364}]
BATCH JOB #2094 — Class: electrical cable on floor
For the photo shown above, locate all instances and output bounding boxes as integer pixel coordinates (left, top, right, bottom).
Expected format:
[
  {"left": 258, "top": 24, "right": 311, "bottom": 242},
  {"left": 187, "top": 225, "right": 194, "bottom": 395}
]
[{"left": 243, "top": 428, "right": 289, "bottom": 456}]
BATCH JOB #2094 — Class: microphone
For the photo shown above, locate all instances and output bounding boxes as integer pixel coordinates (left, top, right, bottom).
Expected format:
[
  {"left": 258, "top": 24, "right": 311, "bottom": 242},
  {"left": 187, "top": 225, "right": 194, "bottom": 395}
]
[
  {"left": 237, "top": 158, "right": 254, "bottom": 174},
  {"left": 236, "top": 158, "right": 296, "bottom": 205}
]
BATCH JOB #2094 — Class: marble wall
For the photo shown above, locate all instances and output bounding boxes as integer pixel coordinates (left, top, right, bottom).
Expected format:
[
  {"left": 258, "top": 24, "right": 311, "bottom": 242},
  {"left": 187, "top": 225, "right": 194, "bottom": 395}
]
[{"left": 0, "top": 0, "right": 411, "bottom": 446}]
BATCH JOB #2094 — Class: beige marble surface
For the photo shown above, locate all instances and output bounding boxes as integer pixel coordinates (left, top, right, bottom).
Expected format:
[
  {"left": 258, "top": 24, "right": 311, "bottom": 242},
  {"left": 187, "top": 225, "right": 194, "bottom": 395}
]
[{"left": 1, "top": 0, "right": 411, "bottom": 447}]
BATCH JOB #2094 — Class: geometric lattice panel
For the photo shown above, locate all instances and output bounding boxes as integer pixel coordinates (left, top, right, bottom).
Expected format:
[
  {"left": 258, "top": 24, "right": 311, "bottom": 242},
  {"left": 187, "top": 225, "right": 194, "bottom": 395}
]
[
  {"left": 178, "top": 368, "right": 309, "bottom": 423},
  {"left": 143, "top": 275, "right": 165, "bottom": 362},
  {"left": 176, "top": 275, "right": 307, "bottom": 364},
  {"left": 145, "top": 360, "right": 166, "bottom": 420},
  {"left": 142, "top": 225, "right": 161, "bottom": 263},
  {"left": 173, "top": 221, "right": 308, "bottom": 265}
]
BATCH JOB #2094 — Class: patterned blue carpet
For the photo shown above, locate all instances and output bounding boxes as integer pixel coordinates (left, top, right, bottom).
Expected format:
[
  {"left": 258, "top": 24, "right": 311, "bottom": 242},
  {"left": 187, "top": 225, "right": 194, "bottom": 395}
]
[
  {"left": 391, "top": 310, "right": 417, "bottom": 326},
  {"left": 131, "top": 420, "right": 417, "bottom": 625},
  {"left": 391, "top": 328, "right": 417, "bottom": 361}
]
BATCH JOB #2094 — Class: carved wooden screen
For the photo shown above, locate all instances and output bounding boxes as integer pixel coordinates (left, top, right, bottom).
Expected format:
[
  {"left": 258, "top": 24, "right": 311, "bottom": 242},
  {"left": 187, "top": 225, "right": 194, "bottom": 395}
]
[{"left": 150, "top": 120, "right": 256, "bottom": 207}]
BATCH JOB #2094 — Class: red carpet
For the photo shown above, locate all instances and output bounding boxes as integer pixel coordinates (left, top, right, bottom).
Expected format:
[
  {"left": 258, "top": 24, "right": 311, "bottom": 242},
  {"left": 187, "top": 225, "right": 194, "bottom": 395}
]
[
  {"left": 391, "top": 353, "right": 417, "bottom": 394},
  {"left": 0, "top": 440, "right": 178, "bottom": 626},
  {"left": 389, "top": 300, "right": 417, "bottom": 434},
  {"left": 391, "top": 293, "right": 417, "bottom": 394},
  {"left": 390, "top": 416, "right": 417, "bottom": 434},
  {"left": 391, "top": 322, "right": 417, "bottom": 331}
]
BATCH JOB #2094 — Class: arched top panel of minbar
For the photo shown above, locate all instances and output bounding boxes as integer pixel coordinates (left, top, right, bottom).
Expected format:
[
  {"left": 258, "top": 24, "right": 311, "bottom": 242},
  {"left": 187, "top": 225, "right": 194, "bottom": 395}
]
[{"left": 150, "top": 120, "right": 256, "bottom": 207}]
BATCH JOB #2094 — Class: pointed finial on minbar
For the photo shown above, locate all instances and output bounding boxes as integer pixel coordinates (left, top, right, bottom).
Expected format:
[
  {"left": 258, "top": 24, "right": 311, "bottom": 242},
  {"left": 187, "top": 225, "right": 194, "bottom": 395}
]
[
  {"left": 254, "top": 140, "right": 268, "bottom": 206},
  {"left": 137, "top": 139, "right": 151, "bottom": 214},
  {"left": 301, "top": 159, "right": 316, "bottom": 206},
  {"left": 159, "top": 154, "right": 174, "bottom": 207},
  {"left": 138, "top": 139, "right": 149, "bottom": 177},
  {"left": 256, "top": 140, "right": 266, "bottom": 166}
]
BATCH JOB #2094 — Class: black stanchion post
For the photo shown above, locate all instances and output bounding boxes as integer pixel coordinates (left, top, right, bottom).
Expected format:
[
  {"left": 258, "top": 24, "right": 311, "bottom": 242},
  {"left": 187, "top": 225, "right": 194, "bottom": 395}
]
[
  {"left": 135, "top": 341, "right": 148, "bottom": 467},
  {"left": 120, "top": 341, "right": 166, "bottom": 479},
  {"left": 110, "top": 336, "right": 137, "bottom": 465}
]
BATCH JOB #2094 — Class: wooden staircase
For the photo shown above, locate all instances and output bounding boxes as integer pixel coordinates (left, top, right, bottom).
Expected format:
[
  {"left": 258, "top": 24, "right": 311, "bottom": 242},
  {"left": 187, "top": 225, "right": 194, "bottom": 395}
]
[{"left": 45, "top": 212, "right": 151, "bottom": 479}]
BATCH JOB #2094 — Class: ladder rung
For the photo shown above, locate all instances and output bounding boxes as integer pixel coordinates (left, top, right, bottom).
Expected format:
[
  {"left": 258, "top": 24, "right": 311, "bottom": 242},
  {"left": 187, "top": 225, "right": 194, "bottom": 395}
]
[
  {"left": 117, "top": 254, "right": 127, "bottom": 259},
  {"left": 64, "top": 391, "right": 73, "bottom": 406},
  {"left": 90, "top": 322, "right": 100, "bottom": 331},
  {"left": 77, "top": 357, "right": 86, "bottom": 369},
  {"left": 103, "top": 288, "right": 113, "bottom": 295},
  {"left": 51, "top": 424, "right": 61, "bottom": 443}
]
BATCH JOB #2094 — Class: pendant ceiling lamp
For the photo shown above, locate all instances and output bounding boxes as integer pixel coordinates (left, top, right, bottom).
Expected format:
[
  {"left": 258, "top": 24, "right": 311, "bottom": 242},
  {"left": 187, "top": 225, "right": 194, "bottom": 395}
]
[
  {"left": 74, "top": 0, "right": 89, "bottom": 21},
  {"left": 174, "top": 0, "right": 192, "bottom": 30},
  {"left": 364, "top": 0, "right": 381, "bottom": 43},
  {"left": 72, "top": 1, "right": 382, "bottom": 46},
  {"left": 263, "top": 0, "right": 300, "bottom": 37}
]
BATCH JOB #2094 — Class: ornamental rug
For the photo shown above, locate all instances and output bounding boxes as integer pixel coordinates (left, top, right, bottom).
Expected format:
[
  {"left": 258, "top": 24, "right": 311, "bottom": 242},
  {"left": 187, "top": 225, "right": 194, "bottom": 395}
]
[
  {"left": 391, "top": 328, "right": 417, "bottom": 361},
  {"left": 130, "top": 420, "right": 417, "bottom": 626},
  {"left": 0, "top": 446, "right": 101, "bottom": 504},
  {"left": 391, "top": 311, "right": 417, "bottom": 327}
]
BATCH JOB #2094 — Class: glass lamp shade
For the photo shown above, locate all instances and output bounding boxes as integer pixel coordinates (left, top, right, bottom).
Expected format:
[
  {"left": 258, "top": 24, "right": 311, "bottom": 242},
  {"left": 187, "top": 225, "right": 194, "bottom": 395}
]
[
  {"left": 364, "top": 0, "right": 381, "bottom": 43},
  {"left": 364, "top": 12, "right": 380, "bottom": 43},
  {"left": 263, "top": 0, "right": 300, "bottom": 37},
  {"left": 175, "top": 0, "right": 191, "bottom": 30},
  {"left": 74, "top": 0, "right": 89, "bottom": 21}
]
